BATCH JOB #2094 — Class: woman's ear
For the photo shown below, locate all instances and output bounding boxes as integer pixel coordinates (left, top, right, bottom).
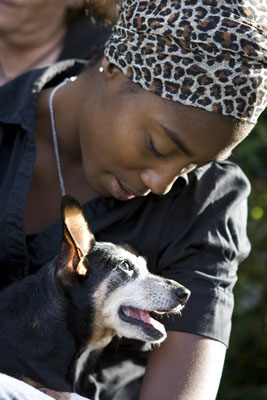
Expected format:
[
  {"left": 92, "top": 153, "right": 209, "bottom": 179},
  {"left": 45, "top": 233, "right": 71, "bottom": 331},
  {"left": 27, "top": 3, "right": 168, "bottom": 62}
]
[{"left": 99, "top": 56, "right": 122, "bottom": 82}]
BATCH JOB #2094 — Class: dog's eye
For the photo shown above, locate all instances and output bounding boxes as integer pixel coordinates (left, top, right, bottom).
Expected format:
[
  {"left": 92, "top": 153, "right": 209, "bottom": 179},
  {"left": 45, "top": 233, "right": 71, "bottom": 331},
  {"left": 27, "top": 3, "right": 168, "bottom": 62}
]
[{"left": 118, "top": 260, "right": 131, "bottom": 272}]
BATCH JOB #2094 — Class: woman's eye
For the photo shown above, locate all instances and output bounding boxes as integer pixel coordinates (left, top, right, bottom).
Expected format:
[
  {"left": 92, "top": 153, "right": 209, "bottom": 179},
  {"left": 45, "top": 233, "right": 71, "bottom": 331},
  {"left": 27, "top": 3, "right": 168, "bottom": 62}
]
[
  {"left": 118, "top": 260, "right": 131, "bottom": 272},
  {"left": 148, "top": 137, "right": 165, "bottom": 159}
]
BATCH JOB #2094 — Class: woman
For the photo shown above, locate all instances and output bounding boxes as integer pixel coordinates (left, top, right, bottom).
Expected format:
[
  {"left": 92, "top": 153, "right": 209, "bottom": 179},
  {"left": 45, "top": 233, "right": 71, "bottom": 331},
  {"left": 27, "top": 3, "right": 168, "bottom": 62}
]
[
  {"left": 0, "top": 0, "right": 111, "bottom": 85},
  {"left": 0, "top": 0, "right": 266, "bottom": 399}
]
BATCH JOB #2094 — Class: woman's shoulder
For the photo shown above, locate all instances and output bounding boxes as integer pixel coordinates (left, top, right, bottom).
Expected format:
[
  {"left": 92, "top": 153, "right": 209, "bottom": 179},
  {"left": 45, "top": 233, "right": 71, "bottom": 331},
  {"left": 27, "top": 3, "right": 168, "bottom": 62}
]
[
  {"left": 168, "top": 160, "right": 250, "bottom": 201},
  {"left": 194, "top": 160, "right": 249, "bottom": 184},
  {"left": 191, "top": 160, "right": 251, "bottom": 200},
  {"left": 155, "top": 160, "right": 251, "bottom": 232}
]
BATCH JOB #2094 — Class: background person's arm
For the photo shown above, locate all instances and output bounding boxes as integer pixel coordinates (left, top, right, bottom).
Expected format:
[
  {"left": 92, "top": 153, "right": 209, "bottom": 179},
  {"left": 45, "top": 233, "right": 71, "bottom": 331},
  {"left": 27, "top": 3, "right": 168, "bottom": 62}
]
[{"left": 139, "top": 331, "right": 226, "bottom": 400}]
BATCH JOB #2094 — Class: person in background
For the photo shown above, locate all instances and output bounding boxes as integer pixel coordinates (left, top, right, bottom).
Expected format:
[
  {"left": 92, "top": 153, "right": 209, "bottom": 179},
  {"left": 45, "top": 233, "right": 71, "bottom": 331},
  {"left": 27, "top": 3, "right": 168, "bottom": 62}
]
[
  {"left": 0, "top": 0, "right": 266, "bottom": 399},
  {"left": 0, "top": 0, "right": 112, "bottom": 86}
]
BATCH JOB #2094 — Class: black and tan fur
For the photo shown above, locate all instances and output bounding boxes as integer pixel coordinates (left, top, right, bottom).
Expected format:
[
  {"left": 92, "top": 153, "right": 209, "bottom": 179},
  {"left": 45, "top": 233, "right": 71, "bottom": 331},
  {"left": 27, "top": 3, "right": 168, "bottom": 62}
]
[{"left": 0, "top": 195, "right": 190, "bottom": 399}]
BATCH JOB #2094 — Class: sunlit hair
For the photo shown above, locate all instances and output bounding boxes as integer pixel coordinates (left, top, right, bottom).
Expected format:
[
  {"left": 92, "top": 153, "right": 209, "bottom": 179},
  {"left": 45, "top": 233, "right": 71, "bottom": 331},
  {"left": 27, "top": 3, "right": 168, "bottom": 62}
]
[{"left": 85, "top": 0, "right": 121, "bottom": 24}]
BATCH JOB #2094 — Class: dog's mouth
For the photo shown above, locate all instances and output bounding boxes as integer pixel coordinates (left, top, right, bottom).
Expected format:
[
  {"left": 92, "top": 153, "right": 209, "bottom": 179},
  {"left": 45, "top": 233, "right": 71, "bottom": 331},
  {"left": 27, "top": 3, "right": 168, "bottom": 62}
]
[{"left": 119, "top": 305, "right": 167, "bottom": 341}]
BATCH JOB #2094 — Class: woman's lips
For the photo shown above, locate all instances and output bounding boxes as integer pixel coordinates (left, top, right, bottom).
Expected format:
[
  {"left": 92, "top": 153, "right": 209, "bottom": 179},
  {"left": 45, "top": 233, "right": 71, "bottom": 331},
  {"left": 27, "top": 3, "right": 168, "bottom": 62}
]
[{"left": 110, "top": 176, "right": 136, "bottom": 201}]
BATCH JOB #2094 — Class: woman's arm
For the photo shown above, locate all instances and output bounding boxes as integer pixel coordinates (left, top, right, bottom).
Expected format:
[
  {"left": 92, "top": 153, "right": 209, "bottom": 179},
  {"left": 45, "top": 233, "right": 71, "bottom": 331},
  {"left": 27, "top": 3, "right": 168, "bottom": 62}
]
[{"left": 139, "top": 331, "right": 226, "bottom": 400}]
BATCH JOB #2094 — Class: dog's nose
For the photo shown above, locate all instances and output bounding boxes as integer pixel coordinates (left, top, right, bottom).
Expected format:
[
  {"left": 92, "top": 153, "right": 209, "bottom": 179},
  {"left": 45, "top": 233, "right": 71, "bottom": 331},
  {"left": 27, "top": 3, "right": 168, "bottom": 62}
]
[{"left": 175, "top": 287, "right": 191, "bottom": 305}]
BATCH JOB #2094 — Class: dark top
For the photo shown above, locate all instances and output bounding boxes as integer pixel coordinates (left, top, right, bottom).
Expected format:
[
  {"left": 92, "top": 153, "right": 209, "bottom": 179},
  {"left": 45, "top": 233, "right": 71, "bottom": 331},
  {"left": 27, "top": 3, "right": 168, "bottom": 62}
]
[
  {"left": 0, "top": 61, "right": 251, "bottom": 399},
  {"left": 58, "top": 15, "right": 111, "bottom": 62}
]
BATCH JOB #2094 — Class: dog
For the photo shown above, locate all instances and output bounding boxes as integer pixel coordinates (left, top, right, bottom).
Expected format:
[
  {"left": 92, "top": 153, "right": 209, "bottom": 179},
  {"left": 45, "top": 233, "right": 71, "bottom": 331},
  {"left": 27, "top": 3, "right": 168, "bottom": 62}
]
[{"left": 0, "top": 195, "right": 190, "bottom": 399}]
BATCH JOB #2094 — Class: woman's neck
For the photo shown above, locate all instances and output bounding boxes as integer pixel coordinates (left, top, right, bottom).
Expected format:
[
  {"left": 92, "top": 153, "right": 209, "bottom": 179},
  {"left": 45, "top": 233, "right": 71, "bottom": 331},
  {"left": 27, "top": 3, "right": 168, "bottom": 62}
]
[
  {"left": 25, "top": 76, "right": 97, "bottom": 235},
  {"left": 0, "top": 22, "right": 66, "bottom": 85}
]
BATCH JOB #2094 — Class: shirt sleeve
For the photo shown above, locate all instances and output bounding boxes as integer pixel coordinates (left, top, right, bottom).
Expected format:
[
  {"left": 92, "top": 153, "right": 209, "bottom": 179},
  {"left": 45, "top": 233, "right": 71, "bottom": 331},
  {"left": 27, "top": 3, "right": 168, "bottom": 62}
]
[{"left": 156, "top": 161, "right": 251, "bottom": 346}]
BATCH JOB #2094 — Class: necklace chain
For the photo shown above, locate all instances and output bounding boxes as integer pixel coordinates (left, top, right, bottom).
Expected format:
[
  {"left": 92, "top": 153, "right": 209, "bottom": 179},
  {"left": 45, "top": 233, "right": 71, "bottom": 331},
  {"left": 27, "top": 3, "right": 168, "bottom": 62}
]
[{"left": 48, "top": 77, "right": 76, "bottom": 197}]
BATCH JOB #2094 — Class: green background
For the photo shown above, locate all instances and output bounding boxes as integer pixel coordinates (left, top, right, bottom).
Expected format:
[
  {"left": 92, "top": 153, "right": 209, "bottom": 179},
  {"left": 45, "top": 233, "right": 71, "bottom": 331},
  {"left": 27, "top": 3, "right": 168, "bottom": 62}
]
[{"left": 217, "top": 110, "right": 267, "bottom": 399}]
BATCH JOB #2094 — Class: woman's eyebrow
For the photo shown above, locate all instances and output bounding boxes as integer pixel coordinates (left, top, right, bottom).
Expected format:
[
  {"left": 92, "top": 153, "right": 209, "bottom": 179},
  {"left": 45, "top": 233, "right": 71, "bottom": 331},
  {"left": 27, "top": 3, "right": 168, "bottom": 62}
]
[{"left": 159, "top": 123, "right": 195, "bottom": 157}]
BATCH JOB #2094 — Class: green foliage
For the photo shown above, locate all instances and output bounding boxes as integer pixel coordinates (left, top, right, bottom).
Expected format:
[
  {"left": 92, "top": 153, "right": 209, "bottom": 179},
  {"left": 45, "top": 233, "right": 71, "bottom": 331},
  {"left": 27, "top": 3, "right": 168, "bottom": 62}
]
[{"left": 217, "top": 110, "right": 267, "bottom": 399}]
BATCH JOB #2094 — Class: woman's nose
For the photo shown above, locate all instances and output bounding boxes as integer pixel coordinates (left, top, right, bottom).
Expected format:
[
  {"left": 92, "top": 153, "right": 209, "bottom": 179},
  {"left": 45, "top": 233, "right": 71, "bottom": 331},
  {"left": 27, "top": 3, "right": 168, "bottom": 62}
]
[{"left": 140, "top": 168, "right": 180, "bottom": 195}]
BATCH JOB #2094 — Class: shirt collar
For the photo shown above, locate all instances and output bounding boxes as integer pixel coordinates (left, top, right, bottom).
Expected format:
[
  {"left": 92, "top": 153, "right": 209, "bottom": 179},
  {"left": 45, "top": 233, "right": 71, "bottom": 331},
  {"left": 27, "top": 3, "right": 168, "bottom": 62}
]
[{"left": 0, "top": 59, "right": 87, "bottom": 132}]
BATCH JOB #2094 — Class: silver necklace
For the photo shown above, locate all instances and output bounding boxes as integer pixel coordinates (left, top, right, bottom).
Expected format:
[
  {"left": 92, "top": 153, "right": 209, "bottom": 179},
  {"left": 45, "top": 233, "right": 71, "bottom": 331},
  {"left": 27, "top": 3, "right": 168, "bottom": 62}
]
[{"left": 48, "top": 77, "right": 76, "bottom": 196}]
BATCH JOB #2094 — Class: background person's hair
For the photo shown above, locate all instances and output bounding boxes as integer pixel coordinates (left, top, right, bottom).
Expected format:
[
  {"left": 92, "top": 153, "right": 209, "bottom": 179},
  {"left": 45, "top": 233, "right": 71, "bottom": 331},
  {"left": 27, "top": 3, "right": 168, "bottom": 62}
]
[{"left": 84, "top": 0, "right": 121, "bottom": 24}]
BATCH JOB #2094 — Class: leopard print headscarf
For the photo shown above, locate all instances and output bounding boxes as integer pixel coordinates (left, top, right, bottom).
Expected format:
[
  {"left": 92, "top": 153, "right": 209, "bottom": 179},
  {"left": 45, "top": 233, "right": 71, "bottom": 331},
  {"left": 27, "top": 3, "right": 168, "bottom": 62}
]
[{"left": 105, "top": 0, "right": 267, "bottom": 123}]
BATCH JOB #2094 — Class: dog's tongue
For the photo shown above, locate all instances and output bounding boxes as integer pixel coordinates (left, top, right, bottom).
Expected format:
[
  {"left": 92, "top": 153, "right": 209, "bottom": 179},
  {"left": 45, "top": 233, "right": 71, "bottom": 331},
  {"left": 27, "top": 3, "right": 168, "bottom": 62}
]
[
  {"left": 122, "top": 306, "right": 165, "bottom": 334},
  {"left": 125, "top": 306, "right": 151, "bottom": 323}
]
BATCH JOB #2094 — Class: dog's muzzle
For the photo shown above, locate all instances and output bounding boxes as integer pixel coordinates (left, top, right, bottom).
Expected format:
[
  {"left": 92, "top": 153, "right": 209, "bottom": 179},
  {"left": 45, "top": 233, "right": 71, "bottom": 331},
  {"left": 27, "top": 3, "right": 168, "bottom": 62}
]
[{"left": 118, "top": 285, "right": 190, "bottom": 343}]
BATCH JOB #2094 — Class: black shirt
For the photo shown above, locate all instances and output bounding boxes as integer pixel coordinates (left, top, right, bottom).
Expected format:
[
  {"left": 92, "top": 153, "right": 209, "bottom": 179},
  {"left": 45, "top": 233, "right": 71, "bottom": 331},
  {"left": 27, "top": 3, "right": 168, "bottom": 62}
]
[
  {"left": 58, "top": 15, "right": 111, "bottom": 62},
  {"left": 0, "top": 61, "right": 251, "bottom": 399}
]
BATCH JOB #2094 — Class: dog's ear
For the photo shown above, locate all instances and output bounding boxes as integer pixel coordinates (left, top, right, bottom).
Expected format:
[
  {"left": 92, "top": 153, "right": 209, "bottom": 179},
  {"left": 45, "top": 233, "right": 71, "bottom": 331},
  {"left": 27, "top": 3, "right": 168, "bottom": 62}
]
[{"left": 56, "top": 195, "right": 95, "bottom": 283}]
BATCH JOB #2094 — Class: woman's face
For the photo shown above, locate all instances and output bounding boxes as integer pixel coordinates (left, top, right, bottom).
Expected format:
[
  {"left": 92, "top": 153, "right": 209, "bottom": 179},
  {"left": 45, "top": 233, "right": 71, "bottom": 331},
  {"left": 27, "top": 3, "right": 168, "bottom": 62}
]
[
  {"left": 0, "top": 0, "right": 73, "bottom": 34},
  {"left": 78, "top": 64, "right": 251, "bottom": 201}
]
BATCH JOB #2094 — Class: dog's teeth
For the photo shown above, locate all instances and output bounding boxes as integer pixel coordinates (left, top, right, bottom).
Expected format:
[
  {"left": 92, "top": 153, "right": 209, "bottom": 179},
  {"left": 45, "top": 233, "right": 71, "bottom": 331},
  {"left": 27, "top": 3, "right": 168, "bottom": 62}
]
[
  {"left": 123, "top": 309, "right": 131, "bottom": 317},
  {"left": 121, "top": 306, "right": 131, "bottom": 317}
]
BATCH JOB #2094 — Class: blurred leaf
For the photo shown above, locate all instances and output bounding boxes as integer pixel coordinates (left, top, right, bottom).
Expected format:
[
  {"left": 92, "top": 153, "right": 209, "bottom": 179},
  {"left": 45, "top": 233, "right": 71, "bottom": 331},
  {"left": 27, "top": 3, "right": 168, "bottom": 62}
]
[
  {"left": 217, "top": 109, "right": 267, "bottom": 399},
  {"left": 251, "top": 206, "right": 264, "bottom": 220}
]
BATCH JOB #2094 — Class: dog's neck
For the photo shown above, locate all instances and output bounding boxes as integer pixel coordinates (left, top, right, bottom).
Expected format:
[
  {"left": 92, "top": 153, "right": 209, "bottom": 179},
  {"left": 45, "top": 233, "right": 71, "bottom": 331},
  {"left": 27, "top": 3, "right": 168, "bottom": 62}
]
[{"left": 74, "top": 334, "right": 114, "bottom": 393}]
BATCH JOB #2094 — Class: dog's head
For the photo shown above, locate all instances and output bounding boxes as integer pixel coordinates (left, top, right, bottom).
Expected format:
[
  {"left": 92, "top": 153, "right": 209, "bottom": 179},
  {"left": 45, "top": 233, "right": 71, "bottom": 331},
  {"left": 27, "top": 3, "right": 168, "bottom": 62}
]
[{"left": 56, "top": 196, "right": 190, "bottom": 345}]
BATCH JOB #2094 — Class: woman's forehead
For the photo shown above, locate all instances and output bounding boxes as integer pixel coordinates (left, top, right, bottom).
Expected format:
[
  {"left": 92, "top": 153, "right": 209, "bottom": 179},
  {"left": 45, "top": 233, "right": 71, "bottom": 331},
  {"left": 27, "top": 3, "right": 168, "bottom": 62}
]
[{"left": 146, "top": 95, "right": 251, "bottom": 158}]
